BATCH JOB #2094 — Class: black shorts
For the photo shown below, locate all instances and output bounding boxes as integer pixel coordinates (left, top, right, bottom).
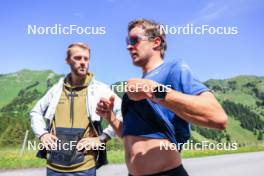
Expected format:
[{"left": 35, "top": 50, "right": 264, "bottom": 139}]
[{"left": 129, "top": 164, "right": 189, "bottom": 176}]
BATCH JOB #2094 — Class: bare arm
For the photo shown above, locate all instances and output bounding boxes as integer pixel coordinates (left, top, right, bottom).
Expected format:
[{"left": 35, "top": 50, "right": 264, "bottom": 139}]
[
  {"left": 158, "top": 89, "right": 228, "bottom": 130},
  {"left": 105, "top": 112, "right": 123, "bottom": 137}
]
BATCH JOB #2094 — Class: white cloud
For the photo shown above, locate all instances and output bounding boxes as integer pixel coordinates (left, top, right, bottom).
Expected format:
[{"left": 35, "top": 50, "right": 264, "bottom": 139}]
[{"left": 188, "top": 0, "right": 255, "bottom": 24}]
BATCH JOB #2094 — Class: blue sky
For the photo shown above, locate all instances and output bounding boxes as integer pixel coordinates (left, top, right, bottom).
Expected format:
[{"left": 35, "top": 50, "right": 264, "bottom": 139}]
[{"left": 0, "top": 0, "right": 263, "bottom": 84}]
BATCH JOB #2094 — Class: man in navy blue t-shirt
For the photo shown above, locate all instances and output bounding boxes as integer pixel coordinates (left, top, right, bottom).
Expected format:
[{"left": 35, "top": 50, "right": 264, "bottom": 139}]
[{"left": 96, "top": 19, "right": 228, "bottom": 176}]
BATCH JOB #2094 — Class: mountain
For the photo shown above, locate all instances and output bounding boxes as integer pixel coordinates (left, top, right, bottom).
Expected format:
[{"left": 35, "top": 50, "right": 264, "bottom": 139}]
[
  {"left": 0, "top": 69, "right": 62, "bottom": 109},
  {"left": 201, "top": 75, "right": 264, "bottom": 145},
  {"left": 0, "top": 69, "right": 63, "bottom": 145},
  {"left": 0, "top": 70, "right": 263, "bottom": 146}
]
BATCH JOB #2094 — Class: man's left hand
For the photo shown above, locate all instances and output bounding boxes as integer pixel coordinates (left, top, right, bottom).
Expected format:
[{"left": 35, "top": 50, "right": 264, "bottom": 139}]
[{"left": 76, "top": 137, "right": 103, "bottom": 151}]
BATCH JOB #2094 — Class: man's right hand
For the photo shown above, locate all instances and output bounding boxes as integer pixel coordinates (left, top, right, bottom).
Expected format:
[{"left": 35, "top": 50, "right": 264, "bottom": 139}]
[
  {"left": 96, "top": 95, "right": 115, "bottom": 121},
  {"left": 40, "top": 133, "right": 58, "bottom": 150},
  {"left": 96, "top": 95, "right": 123, "bottom": 137}
]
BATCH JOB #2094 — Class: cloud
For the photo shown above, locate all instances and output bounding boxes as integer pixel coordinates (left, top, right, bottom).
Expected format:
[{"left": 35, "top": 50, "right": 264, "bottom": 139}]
[
  {"left": 189, "top": 0, "right": 262, "bottom": 24},
  {"left": 189, "top": 0, "right": 236, "bottom": 24}
]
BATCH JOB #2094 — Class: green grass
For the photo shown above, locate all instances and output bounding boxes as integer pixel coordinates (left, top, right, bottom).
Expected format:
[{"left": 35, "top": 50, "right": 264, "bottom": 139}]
[
  {"left": 1, "top": 145, "right": 264, "bottom": 169},
  {"left": 226, "top": 117, "right": 260, "bottom": 144},
  {"left": 107, "top": 150, "right": 125, "bottom": 163},
  {"left": 191, "top": 131, "right": 215, "bottom": 143},
  {"left": 218, "top": 91, "right": 258, "bottom": 107},
  {"left": 0, "top": 69, "right": 60, "bottom": 108},
  {"left": 0, "top": 147, "right": 46, "bottom": 169},
  {"left": 191, "top": 116, "right": 263, "bottom": 146}
]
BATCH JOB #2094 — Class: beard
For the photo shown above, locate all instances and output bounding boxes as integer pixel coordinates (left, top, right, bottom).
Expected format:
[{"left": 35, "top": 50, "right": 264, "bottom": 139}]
[{"left": 71, "top": 65, "right": 88, "bottom": 77}]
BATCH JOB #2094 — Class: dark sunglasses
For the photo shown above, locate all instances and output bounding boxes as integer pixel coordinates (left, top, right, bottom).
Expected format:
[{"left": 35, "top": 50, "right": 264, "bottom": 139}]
[{"left": 126, "top": 35, "right": 150, "bottom": 46}]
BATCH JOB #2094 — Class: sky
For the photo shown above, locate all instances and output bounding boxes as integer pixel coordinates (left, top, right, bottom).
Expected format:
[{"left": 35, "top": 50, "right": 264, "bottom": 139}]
[{"left": 0, "top": 0, "right": 263, "bottom": 84}]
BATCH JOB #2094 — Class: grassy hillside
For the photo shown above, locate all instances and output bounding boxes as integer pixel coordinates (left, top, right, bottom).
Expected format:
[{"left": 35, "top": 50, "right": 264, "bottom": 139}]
[
  {"left": 0, "top": 69, "right": 62, "bottom": 108},
  {"left": 0, "top": 70, "right": 62, "bottom": 146},
  {"left": 193, "top": 75, "right": 264, "bottom": 145},
  {"left": 226, "top": 117, "right": 260, "bottom": 145},
  {"left": 205, "top": 75, "right": 264, "bottom": 116}
]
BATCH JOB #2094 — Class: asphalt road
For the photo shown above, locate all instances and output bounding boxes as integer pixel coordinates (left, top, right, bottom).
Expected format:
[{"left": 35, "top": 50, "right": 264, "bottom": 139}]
[{"left": 1, "top": 151, "right": 263, "bottom": 176}]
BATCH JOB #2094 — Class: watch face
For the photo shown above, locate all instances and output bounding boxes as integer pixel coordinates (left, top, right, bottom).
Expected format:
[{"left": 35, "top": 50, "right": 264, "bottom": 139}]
[{"left": 154, "top": 85, "right": 167, "bottom": 99}]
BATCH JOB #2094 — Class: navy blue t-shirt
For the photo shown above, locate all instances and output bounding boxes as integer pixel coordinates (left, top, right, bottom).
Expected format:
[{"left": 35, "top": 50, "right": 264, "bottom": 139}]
[{"left": 122, "top": 59, "right": 209, "bottom": 141}]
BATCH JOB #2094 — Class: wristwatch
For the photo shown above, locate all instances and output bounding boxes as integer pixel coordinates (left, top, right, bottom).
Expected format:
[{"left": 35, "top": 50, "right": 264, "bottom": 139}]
[
  {"left": 153, "top": 85, "right": 168, "bottom": 100},
  {"left": 99, "top": 133, "right": 110, "bottom": 143}
]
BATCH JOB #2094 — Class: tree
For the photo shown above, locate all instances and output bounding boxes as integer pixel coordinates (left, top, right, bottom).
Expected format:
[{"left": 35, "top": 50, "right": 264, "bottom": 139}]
[{"left": 257, "top": 131, "right": 263, "bottom": 141}]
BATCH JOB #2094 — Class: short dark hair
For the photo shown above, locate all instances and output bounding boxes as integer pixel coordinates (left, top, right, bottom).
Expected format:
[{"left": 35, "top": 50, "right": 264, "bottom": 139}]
[{"left": 128, "top": 18, "right": 167, "bottom": 58}]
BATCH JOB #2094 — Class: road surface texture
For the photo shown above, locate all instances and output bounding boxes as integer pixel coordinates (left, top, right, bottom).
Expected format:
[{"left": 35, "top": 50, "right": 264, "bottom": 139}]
[{"left": 0, "top": 151, "right": 263, "bottom": 176}]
